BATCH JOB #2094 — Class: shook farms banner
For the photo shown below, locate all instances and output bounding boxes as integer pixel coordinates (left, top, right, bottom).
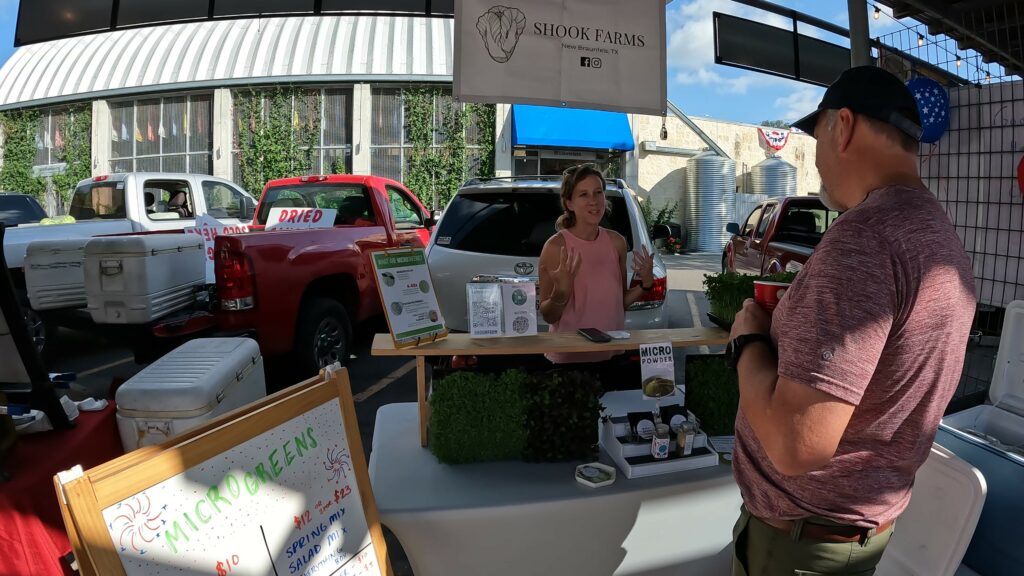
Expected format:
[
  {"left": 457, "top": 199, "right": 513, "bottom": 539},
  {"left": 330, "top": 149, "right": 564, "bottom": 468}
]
[{"left": 454, "top": 0, "right": 667, "bottom": 115}]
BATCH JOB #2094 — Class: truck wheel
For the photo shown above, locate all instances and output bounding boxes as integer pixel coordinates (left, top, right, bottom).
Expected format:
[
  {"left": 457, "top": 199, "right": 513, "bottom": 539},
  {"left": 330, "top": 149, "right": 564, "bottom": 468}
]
[
  {"left": 294, "top": 297, "right": 351, "bottom": 378},
  {"left": 16, "top": 290, "right": 55, "bottom": 360}
]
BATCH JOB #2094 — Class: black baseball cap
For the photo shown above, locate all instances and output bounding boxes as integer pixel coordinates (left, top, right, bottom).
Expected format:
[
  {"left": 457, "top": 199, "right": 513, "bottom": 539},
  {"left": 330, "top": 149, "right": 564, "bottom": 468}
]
[{"left": 791, "top": 66, "right": 922, "bottom": 141}]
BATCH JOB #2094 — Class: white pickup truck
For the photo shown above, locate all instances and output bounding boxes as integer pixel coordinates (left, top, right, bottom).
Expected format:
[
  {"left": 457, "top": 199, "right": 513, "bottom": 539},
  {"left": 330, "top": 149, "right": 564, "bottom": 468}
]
[{"left": 3, "top": 172, "right": 256, "bottom": 354}]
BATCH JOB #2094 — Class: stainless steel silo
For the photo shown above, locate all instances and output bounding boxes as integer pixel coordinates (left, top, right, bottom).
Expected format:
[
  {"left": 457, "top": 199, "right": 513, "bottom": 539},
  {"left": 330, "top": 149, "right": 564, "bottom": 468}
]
[
  {"left": 750, "top": 156, "right": 797, "bottom": 198},
  {"left": 684, "top": 150, "right": 737, "bottom": 252}
]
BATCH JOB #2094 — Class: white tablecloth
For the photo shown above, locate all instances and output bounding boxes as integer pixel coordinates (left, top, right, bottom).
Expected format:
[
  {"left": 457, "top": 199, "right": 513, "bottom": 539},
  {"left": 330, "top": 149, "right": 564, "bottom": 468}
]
[{"left": 368, "top": 402, "right": 743, "bottom": 576}]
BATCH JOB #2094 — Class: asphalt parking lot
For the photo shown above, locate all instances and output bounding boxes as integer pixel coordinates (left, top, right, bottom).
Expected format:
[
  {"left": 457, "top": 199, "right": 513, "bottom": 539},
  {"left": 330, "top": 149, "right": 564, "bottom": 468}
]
[{"left": 49, "top": 251, "right": 722, "bottom": 576}]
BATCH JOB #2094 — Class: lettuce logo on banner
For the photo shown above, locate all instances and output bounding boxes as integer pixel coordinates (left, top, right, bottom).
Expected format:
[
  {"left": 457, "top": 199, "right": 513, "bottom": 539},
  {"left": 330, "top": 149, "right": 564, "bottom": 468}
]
[{"left": 478, "top": 5, "right": 527, "bottom": 63}]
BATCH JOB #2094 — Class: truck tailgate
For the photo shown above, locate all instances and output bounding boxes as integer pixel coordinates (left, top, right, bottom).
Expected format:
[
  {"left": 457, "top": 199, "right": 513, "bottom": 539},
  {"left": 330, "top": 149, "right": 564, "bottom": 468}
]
[
  {"left": 768, "top": 241, "right": 814, "bottom": 258},
  {"left": 763, "top": 241, "right": 815, "bottom": 273}
]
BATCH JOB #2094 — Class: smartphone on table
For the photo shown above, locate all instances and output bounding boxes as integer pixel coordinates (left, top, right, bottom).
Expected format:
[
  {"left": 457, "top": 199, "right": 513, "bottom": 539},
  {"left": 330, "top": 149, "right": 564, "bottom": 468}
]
[{"left": 577, "top": 328, "right": 612, "bottom": 343}]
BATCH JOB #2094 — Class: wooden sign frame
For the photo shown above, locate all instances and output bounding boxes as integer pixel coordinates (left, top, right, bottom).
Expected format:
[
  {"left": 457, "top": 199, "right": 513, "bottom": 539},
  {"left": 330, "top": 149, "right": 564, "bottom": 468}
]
[{"left": 54, "top": 367, "right": 391, "bottom": 576}]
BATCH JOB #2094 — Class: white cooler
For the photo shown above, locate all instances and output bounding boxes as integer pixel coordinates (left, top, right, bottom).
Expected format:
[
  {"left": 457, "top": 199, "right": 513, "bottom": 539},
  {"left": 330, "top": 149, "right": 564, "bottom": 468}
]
[
  {"left": 24, "top": 238, "right": 88, "bottom": 310},
  {"left": 85, "top": 234, "right": 204, "bottom": 324},
  {"left": 936, "top": 299, "right": 1024, "bottom": 576},
  {"left": 115, "top": 338, "right": 266, "bottom": 451}
]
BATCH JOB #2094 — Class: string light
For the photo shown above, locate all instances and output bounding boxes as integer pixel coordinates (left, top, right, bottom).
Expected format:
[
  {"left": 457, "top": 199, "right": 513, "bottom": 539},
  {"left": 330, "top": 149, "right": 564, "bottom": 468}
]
[{"left": 875, "top": 5, "right": 996, "bottom": 82}]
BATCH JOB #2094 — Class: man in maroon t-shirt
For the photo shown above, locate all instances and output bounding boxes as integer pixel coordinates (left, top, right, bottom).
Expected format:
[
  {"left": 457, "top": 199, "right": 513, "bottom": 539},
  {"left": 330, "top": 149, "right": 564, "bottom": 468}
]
[{"left": 725, "top": 66, "right": 976, "bottom": 576}]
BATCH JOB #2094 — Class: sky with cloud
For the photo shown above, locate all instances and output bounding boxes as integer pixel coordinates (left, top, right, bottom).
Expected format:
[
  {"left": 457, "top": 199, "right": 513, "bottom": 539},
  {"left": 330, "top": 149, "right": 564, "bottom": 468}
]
[
  {"left": 665, "top": 0, "right": 904, "bottom": 124},
  {"left": 0, "top": 1, "right": 909, "bottom": 125}
]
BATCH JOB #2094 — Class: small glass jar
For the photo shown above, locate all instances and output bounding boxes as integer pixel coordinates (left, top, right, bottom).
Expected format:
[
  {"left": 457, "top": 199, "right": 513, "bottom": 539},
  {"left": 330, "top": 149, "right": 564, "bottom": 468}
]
[
  {"left": 651, "top": 423, "right": 671, "bottom": 459},
  {"left": 677, "top": 421, "right": 698, "bottom": 456}
]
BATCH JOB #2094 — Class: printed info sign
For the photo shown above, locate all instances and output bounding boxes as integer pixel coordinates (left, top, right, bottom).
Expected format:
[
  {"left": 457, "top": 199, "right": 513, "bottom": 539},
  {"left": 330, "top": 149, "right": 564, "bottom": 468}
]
[
  {"left": 371, "top": 249, "right": 447, "bottom": 347},
  {"left": 454, "top": 0, "right": 667, "bottom": 115},
  {"left": 639, "top": 342, "right": 677, "bottom": 401}
]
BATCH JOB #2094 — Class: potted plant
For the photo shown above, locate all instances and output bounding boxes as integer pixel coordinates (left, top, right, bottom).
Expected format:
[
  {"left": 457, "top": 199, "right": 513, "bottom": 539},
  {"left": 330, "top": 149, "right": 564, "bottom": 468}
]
[
  {"left": 430, "top": 369, "right": 529, "bottom": 464},
  {"left": 684, "top": 353, "right": 739, "bottom": 436},
  {"left": 429, "top": 367, "right": 603, "bottom": 464},
  {"left": 639, "top": 197, "right": 680, "bottom": 250},
  {"left": 702, "top": 272, "right": 757, "bottom": 326},
  {"left": 702, "top": 271, "right": 798, "bottom": 327},
  {"left": 665, "top": 235, "right": 685, "bottom": 255}
]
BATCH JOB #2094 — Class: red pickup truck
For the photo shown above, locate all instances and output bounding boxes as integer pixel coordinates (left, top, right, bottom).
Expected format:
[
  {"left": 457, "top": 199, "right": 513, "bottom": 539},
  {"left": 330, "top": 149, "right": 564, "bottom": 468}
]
[
  {"left": 723, "top": 196, "right": 839, "bottom": 276},
  {"left": 212, "top": 175, "right": 433, "bottom": 377}
]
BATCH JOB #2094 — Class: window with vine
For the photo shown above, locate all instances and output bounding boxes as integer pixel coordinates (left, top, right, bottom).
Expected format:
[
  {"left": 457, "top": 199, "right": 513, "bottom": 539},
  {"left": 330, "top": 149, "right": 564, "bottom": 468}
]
[{"left": 110, "top": 94, "right": 212, "bottom": 175}]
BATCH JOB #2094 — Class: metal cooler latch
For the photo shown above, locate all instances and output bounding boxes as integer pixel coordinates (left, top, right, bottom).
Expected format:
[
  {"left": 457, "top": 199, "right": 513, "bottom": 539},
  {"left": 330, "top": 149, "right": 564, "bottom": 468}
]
[{"left": 100, "top": 259, "right": 123, "bottom": 276}]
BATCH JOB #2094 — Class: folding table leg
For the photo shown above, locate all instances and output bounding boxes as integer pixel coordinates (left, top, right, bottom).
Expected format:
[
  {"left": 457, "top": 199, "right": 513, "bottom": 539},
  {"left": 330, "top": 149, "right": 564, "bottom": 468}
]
[{"left": 417, "top": 356, "right": 428, "bottom": 447}]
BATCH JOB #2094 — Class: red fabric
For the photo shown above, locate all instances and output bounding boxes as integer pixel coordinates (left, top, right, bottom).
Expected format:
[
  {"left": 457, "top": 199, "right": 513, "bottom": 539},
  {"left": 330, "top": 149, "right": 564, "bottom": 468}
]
[
  {"left": 0, "top": 406, "right": 122, "bottom": 576},
  {"left": 1017, "top": 155, "right": 1023, "bottom": 197}
]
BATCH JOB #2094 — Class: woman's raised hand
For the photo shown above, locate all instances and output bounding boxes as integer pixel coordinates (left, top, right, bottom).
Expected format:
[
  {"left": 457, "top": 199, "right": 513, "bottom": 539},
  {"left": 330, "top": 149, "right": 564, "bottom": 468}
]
[
  {"left": 544, "top": 246, "right": 581, "bottom": 302},
  {"left": 633, "top": 245, "right": 655, "bottom": 287}
]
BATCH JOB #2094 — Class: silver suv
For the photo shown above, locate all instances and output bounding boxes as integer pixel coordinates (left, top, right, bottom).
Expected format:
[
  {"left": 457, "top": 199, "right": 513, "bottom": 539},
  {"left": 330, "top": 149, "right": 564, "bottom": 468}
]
[{"left": 426, "top": 177, "right": 669, "bottom": 332}]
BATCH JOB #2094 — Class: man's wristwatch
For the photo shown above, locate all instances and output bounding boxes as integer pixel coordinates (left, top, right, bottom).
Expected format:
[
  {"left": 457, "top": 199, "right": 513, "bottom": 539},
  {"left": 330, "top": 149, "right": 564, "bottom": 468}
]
[{"left": 725, "top": 334, "right": 774, "bottom": 369}]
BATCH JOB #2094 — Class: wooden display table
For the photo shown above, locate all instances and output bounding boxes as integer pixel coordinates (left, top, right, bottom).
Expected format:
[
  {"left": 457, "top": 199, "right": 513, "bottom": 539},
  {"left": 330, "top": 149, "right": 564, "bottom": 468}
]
[{"left": 370, "top": 327, "right": 730, "bottom": 446}]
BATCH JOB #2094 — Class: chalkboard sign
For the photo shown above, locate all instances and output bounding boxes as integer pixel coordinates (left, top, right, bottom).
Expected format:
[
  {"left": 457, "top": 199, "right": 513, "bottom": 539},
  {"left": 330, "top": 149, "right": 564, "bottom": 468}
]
[{"left": 55, "top": 367, "right": 390, "bottom": 576}]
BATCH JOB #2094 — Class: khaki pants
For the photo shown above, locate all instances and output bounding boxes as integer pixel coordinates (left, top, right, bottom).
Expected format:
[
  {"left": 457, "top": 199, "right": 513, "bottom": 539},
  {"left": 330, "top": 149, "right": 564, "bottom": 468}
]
[{"left": 732, "top": 506, "right": 894, "bottom": 576}]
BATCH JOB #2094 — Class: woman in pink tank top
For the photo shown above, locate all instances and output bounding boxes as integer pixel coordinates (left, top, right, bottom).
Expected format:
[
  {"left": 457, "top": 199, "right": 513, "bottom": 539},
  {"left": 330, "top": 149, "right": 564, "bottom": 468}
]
[{"left": 539, "top": 164, "right": 655, "bottom": 365}]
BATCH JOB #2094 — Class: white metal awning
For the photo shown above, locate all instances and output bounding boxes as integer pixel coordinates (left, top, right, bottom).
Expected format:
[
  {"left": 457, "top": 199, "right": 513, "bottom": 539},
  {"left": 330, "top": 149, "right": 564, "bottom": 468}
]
[{"left": 0, "top": 15, "right": 453, "bottom": 110}]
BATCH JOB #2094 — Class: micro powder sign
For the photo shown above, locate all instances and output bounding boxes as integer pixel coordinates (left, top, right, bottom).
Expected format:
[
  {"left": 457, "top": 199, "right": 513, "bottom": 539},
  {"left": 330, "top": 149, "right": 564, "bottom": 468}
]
[
  {"left": 454, "top": 0, "right": 667, "bottom": 115},
  {"left": 639, "top": 342, "right": 677, "bottom": 401}
]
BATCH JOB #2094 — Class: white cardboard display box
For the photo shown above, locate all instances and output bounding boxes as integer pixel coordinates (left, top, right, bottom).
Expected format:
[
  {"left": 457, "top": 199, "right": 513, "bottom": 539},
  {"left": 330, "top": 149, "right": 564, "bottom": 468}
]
[{"left": 598, "top": 389, "right": 719, "bottom": 479}]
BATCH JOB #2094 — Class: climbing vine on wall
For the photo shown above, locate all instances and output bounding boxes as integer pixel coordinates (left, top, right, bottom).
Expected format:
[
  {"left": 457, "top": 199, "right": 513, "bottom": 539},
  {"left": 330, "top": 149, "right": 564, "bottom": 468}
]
[
  {"left": 468, "top": 103, "right": 496, "bottom": 179},
  {"left": 438, "top": 99, "right": 467, "bottom": 207},
  {"left": 235, "top": 87, "right": 321, "bottom": 195},
  {"left": 404, "top": 88, "right": 496, "bottom": 210},
  {"left": 330, "top": 157, "right": 347, "bottom": 175},
  {"left": 403, "top": 87, "right": 438, "bottom": 208},
  {"left": 52, "top": 106, "right": 92, "bottom": 206},
  {"left": 0, "top": 109, "right": 46, "bottom": 199}
]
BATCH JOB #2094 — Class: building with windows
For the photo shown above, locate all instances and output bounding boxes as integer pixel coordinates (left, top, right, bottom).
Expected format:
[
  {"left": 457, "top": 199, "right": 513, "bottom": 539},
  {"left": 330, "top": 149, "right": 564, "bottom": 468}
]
[{"left": 0, "top": 14, "right": 818, "bottom": 226}]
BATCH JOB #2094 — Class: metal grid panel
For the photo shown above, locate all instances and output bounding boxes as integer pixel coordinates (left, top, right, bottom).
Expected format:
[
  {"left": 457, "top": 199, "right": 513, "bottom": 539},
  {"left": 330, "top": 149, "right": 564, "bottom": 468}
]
[
  {"left": 919, "top": 80, "right": 1024, "bottom": 309},
  {"left": 875, "top": 16, "right": 1024, "bottom": 412},
  {"left": 877, "top": 0, "right": 1024, "bottom": 78}
]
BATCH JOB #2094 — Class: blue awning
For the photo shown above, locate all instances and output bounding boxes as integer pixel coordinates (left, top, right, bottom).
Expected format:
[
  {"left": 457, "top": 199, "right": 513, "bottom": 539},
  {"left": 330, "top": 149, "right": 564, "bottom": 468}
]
[{"left": 511, "top": 104, "right": 635, "bottom": 152}]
